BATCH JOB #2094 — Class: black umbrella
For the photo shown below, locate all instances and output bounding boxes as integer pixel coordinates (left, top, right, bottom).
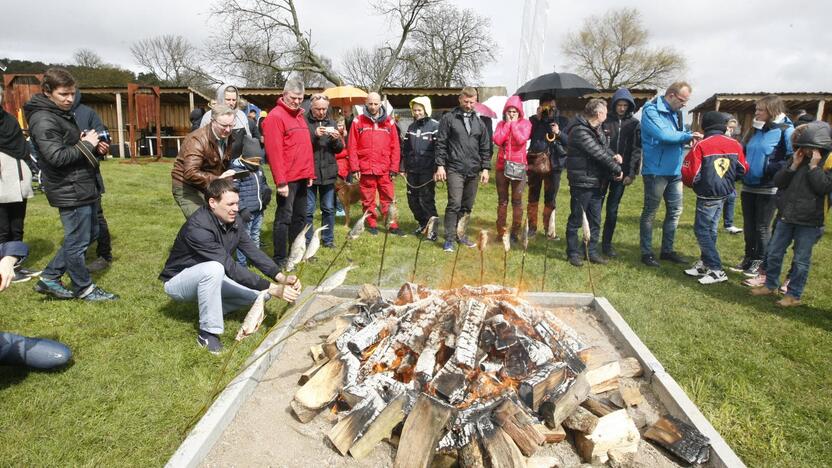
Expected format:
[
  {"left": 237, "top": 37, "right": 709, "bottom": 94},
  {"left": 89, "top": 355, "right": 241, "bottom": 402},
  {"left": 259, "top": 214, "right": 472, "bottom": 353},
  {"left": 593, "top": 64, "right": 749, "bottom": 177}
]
[{"left": 516, "top": 72, "right": 598, "bottom": 101}]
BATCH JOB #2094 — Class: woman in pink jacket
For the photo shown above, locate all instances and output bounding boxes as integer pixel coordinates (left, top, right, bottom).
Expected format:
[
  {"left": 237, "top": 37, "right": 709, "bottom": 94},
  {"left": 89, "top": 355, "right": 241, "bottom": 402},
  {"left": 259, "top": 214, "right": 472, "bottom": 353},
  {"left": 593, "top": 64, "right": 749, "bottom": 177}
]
[{"left": 493, "top": 95, "right": 532, "bottom": 242}]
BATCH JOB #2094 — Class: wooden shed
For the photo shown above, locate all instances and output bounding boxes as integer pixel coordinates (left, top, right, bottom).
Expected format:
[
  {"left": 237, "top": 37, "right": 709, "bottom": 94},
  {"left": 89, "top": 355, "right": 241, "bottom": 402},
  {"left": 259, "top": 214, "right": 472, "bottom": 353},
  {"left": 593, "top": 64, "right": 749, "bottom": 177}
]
[
  {"left": 689, "top": 92, "right": 832, "bottom": 132},
  {"left": 544, "top": 88, "right": 657, "bottom": 119}
]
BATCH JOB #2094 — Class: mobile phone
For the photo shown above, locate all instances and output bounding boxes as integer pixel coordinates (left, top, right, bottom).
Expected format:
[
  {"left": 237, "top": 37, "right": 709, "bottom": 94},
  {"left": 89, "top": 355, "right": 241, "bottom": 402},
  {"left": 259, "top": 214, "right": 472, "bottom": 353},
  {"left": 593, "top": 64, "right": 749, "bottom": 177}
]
[
  {"left": 322, "top": 126, "right": 336, "bottom": 133},
  {"left": 233, "top": 170, "right": 251, "bottom": 180}
]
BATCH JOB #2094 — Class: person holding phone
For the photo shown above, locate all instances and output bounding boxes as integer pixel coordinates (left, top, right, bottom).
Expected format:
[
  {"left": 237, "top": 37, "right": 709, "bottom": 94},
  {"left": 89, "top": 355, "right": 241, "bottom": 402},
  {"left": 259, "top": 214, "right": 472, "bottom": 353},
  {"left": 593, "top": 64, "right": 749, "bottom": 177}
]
[
  {"left": 493, "top": 95, "right": 532, "bottom": 244},
  {"left": 305, "top": 94, "right": 343, "bottom": 247}
]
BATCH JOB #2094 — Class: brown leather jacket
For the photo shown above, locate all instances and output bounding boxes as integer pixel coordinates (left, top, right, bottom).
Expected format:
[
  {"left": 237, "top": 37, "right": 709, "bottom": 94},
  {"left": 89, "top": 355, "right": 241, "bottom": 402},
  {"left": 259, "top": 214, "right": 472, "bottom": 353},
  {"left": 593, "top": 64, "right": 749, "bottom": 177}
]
[{"left": 171, "top": 125, "right": 234, "bottom": 190}]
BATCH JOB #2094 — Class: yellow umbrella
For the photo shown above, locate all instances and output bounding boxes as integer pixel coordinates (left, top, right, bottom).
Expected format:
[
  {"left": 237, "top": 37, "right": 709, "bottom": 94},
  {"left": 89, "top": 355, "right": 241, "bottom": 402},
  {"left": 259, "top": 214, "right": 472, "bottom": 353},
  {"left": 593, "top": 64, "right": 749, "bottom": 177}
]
[{"left": 322, "top": 86, "right": 368, "bottom": 108}]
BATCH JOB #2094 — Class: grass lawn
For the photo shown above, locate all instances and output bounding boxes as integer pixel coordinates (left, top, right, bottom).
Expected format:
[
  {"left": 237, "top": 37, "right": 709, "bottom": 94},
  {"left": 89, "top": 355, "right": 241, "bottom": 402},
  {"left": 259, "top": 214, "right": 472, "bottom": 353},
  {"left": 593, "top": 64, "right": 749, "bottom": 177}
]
[{"left": 1, "top": 159, "right": 830, "bottom": 467}]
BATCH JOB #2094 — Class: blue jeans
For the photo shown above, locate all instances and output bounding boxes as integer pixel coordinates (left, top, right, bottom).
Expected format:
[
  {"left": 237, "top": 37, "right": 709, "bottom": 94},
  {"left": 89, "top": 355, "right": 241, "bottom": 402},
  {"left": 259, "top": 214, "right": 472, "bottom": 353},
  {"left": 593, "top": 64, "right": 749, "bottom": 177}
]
[
  {"left": 163, "top": 261, "right": 264, "bottom": 335},
  {"left": 764, "top": 220, "right": 824, "bottom": 299},
  {"left": 236, "top": 210, "right": 264, "bottom": 266},
  {"left": 601, "top": 180, "right": 626, "bottom": 248},
  {"left": 722, "top": 190, "right": 737, "bottom": 228},
  {"left": 0, "top": 332, "right": 72, "bottom": 369},
  {"left": 639, "top": 175, "right": 683, "bottom": 255},
  {"left": 566, "top": 186, "right": 604, "bottom": 259},
  {"left": 306, "top": 184, "right": 335, "bottom": 245},
  {"left": 42, "top": 203, "right": 99, "bottom": 294},
  {"left": 693, "top": 198, "right": 724, "bottom": 270}
]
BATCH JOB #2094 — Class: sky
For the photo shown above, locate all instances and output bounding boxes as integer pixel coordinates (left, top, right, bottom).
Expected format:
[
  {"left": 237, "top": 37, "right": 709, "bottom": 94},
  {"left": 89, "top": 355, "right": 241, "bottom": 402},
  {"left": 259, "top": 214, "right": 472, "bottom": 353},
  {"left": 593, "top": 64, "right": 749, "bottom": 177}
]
[{"left": 2, "top": 0, "right": 831, "bottom": 109}]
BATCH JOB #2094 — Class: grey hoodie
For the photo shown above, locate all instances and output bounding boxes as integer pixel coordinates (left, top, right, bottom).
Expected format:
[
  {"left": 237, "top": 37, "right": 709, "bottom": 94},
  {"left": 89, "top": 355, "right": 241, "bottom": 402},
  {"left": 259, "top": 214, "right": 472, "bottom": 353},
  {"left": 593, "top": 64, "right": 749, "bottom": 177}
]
[{"left": 198, "top": 84, "right": 252, "bottom": 137}]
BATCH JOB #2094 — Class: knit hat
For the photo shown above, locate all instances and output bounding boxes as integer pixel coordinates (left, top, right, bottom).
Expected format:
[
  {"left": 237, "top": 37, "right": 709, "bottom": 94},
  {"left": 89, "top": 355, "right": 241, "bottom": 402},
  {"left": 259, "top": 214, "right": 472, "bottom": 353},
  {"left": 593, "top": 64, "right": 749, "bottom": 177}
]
[
  {"left": 241, "top": 136, "right": 264, "bottom": 159},
  {"left": 702, "top": 111, "right": 730, "bottom": 133},
  {"left": 794, "top": 121, "right": 832, "bottom": 151}
]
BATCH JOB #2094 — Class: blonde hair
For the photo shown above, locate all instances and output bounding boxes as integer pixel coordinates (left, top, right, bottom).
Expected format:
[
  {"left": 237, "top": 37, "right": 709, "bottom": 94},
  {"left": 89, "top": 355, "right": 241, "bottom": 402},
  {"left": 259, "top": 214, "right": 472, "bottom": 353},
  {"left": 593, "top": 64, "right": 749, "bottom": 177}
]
[{"left": 756, "top": 95, "right": 786, "bottom": 123}]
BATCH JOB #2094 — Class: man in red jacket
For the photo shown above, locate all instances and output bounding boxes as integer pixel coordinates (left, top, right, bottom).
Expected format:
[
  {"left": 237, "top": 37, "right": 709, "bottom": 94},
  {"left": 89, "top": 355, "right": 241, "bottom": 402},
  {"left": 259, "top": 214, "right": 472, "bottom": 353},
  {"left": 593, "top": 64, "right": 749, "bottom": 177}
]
[
  {"left": 262, "top": 79, "right": 315, "bottom": 268},
  {"left": 348, "top": 92, "right": 402, "bottom": 235}
]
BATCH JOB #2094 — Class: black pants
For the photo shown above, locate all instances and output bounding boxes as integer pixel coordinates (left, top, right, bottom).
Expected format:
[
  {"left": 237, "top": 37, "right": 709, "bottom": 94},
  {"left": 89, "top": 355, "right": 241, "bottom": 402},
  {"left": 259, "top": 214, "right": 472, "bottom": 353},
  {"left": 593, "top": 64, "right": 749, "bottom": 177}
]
[
  {"left": 273, "top": 181, "right": 308, "bottom": 264},
  {"left": 406, "top": 172, "right": 437, "bottom": 228},
  {"left": 94, "top": 199, "right": 112, "bottom": 261},
  {"left": 741, "top": 191, "right": 777, "bottom": 262},
  {"left": 444, "top": 171, "right": 479, "bottom": 242},
  {"left": 0, "top": 200, "right": 26, "bottom": 243},
  {"left": 566, "top": 186, "right": 603, "bottom": 259},
  {"left": 601, "top": 180, "right": 626, "bottom": 249}
]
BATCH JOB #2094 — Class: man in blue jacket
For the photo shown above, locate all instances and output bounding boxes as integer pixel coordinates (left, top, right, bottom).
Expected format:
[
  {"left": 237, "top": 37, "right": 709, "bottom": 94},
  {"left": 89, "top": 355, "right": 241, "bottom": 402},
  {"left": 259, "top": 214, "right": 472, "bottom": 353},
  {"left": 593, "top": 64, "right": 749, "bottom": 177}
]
[{"left": 639, "top": 82, "right": 702, "bottom": 267}]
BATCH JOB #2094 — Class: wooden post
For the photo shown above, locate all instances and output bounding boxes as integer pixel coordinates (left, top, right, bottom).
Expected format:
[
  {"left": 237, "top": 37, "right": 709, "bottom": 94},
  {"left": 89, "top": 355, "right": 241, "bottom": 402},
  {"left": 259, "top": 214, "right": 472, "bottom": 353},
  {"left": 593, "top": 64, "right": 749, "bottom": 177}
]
[
  {"left": 817, "top": 99, "right": 826, "bottom": 121},
  {"left": 115, "top": 92, "right": 125, "bottom": 159},
  {"left": 188, "top": 91, "right": 195, "bottom": 112},
  {"left": 714, "top": 97, "right": 721, "bottom": 112}
]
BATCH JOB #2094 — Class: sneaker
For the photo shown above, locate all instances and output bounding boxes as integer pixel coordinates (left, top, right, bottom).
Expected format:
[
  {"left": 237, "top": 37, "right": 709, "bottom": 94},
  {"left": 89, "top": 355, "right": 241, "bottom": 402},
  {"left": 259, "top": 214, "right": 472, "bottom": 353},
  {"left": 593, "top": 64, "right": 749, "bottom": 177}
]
[
  {"left": 458, "top": 237, "right": 475, "bottom": 248},
  {"left": 443, "top": 240, "right": 455, "bottom": 252},
  {"left": 776, "top": 295, "right": 801, "bottom": 307},
  {"left": 388, "top": 227, "right": 403, "bottom": 236},
  {"left": 684, "top": 260, "right": 708, "bottom": 277},
  {"left": 660, "top": 251, "right": 686, "bottom": 264},
  {"left": 413, "top": 225, "right": 425, "bottom": 236},
  {"left": 602, "top": 245, "right": 618, "bottom": 258},
  {"left": 779, "top": 279, "right": 789, "bottom": 295},
  {"left": 34, "top": 278, "right": 74, "bottom": 299},
  {"left": 78, "top": 284, "right": 119, "bottom": 302},
  {"left": 12, "top": 271, "right": 32, "bottom": 283},
  {"left": 589, "top": 255, "right": 608, "bottom": 265},
  {"left": 750, "top": 286, "right": 775, "bottom": 296},
  {"left": 743, "top": 259, "right": 763, "bottom": 277},
  {"left": 16, "top": 267, "right": 42, "bottom": 277},
  {"left": 641, "top": 253, "right": 660, "bottom": 267},
  {"left": 729, "top": 258, "right": 751, "bottom": 273},
  {"left": 427, "top": 231, "right": 438, "bottom": 242},
  {"left": 698, "top": 269, "right": 727, "bottom": 285},
  {"left": 568, "top": 256, "right": 583, "bottom": 267},
  {"left": 367, "top": 227, "right": 378, "bottom": 235},
  {"left": 725, "top": 225, "right": 743, "bottom": 234},
  {"left": 742, "top": 274, "right": 767, "bottom": 288},
  {"left": 197, "top": 330, "right": 223, "bottom": 354},
  {"left": 87, "top": 257, "right": 111, "bottom": 273}
]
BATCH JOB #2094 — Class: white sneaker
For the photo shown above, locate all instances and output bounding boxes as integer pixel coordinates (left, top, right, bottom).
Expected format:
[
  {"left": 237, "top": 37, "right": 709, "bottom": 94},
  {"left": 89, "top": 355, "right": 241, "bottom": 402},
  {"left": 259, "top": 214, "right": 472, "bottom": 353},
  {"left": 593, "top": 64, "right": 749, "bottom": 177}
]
[
  {"left": 699, "top": 269, "right": 728, "bottom": 285},
  {"left": 684, "top": 260, "right": 707, "bottom": 277},
  {"left": 725, "top": 226, "right": 743, "bottom": 234}
]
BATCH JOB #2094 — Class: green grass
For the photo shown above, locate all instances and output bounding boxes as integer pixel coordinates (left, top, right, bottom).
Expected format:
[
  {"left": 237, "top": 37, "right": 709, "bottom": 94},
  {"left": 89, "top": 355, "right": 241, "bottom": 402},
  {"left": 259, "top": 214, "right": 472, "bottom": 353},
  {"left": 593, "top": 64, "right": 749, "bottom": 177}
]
[{"left": 1, "top": 159, "right": 830, "bottom": 466}]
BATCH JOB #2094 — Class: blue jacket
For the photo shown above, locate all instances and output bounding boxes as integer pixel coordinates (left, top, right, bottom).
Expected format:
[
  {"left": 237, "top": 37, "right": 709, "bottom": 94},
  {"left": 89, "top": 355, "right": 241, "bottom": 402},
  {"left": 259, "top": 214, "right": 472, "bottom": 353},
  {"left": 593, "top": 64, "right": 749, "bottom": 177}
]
[
  {"left": 230, "top": 158, "right": 272, "bottom": 214},
  {"left": 742, "top": 119, "right": 794, "bottom": 188},
  {"left": 640, "top": 96, "right": 692, "bottom": 176}
]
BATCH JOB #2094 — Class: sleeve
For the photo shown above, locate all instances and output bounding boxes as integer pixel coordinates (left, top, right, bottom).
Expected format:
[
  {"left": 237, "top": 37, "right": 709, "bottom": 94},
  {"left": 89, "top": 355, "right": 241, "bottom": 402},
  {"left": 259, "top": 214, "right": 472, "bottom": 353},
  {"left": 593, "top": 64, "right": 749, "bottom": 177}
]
[
  {"left": 329, "top": 130, "right": 345, "bottom": 154},
  {"left": 28, "top": 114, "right": 94, "bottom": 168},
  {"left": 238, "top": 230, "right": 280, "bottom": 280},
  {"left": 735, "top": 144, "right": 748, "bottom": 178},
  {"left": 576, "top": 128, "right": 621, "bottom": 175},
  {"left": 766, "top": 126, "right": 794, "bottom": 178},
  {"left": 263, "top": 114, "right": 288, "bottom": 185},
  {"left": 389, "top": 121, "right": 401, "bottom": 173},
  {"left": 179, "top": 140, "right": 218, "bottom": 189},
  {"left": 401, "top": 128, "right": 411, "bottom": 172},
  {"left": 772, "top": 159, "right": 796, "bottom": 189},
  {"left": 513, "top": 119, "right": 532, "bottom": 145},
  {"left": 434, "top": 115, "right": 450, "bottom": 167},
  {"left": 641, "top": 105, "right": 692, "bottom": 145},
  {"left": 492, "top": 121, "right": 510, "bottom": 146},
  {"left": 806, "top": 166, "right": 832, "bottom": 196},
  {"left": 629, "top": 124, "right": 643, "bottom": 177},
  {"left": 681, "top": 143, "right": 701, "bottom": 187},
  {"left": 347, "top": 122, "right": 360, "bottom": 172},
  {"left": 184, "top": 225, "right": 270, "bottom": 290},
  {"left": 479, "top": 120, "right": 492, "bottom": 171}
]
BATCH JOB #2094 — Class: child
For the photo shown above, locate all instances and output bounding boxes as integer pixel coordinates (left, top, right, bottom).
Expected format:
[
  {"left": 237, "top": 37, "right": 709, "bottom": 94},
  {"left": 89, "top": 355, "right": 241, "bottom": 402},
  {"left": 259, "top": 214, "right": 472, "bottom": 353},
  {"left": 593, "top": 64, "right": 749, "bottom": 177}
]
[
  {"left": 681, "top": 112, "right": 748, "bottom": 284},
  {"left": 751, "top": 121, "right": 832, "bottom": 306},
  {"left": 402, "top": 97, "right": 440, "bottom": 239},
  {"left": 231, "top": 137, "right": 272, "bottom": 265}
]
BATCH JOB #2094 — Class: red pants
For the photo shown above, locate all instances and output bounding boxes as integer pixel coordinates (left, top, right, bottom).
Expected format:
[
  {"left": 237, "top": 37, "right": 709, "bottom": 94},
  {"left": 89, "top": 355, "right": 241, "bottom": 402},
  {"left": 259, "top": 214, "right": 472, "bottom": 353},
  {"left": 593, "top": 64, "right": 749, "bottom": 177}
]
[{"left": 359, "top": 173, "right": 397, "bottom": 228}]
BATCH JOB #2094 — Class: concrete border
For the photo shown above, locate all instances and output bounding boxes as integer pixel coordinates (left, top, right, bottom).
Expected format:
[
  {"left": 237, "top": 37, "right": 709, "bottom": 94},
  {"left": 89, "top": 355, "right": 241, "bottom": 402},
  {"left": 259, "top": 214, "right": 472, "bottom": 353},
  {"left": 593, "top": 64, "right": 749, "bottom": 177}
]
[{"left": 168, "top": 287, "right": 744, "bottom": 468}]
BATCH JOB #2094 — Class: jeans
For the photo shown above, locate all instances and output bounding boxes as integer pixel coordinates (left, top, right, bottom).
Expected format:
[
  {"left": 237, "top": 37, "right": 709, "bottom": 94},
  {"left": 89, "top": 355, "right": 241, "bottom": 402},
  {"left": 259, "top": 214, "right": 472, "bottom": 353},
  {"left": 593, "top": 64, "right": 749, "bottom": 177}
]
[
  {"left": 163, "top": 261, "right": 263, "bottom": 334},
  {"left": 566, "top": 186, "right": 604, "bottom": 259},
  {"left": 306, "top": 184, "right": 335, "bottom": 245},
  {"left": 406, "top": 172, "right": 438, "bottom": 228},
  {"left": 764, "top": 221, "right": 824, "bottom": 299},
  {"left": 693, "top": 197, "right": 725, "bottom": 270},
  {"left": 273, "top": 181, "right": 308, "bottom": 265},
  {"left": 236, "top": 210, "right": 264, "bottom": 266},
  {"left": 444, "top": 171, "right": 479, "bottom": 242},
  {"left": 601, "top": 180, "right": 626, "bottom": 249},
  {"left": 95, "top": 199, "right": 112, "bottom": 261},
  {"left": 495, "top": 169, "right": 526, "bottom": 237},
  {"left": 741, "top": 191, "right": 777, "bottom": 262},
  {"left": 0, "top": 332, "right": 72, "bottom": 370},
  {"left": 639, "top": 175, "right": 683, "bottom": 255},
  {"left": 0, "top": 200, "right": 27, "bottom": 243},
  {"left": 42, "top": 203, "right": 98, "bottom": 294},
  {"left": 722, "top": 190, "right": 737, "bottom": 228}
]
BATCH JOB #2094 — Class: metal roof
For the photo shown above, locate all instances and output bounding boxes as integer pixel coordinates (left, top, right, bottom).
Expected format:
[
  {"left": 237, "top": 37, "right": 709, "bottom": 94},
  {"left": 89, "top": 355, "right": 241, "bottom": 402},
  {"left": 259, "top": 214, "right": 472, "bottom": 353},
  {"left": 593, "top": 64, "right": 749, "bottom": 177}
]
[{"left": 690, "top": 92, "right": 832, "bottom": 114}]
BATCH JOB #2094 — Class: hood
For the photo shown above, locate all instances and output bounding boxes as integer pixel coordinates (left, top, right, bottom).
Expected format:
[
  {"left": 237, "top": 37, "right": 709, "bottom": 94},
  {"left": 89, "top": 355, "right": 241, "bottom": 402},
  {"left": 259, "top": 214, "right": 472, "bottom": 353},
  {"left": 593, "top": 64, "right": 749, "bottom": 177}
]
[
  {"left": 71, "top": 90, "right": 83, "bottom": 111},
  {"left": 363, "top": 103, "right": 388, "bottom": 123},
  {"left": 409, "top": 96, "right": 432, "bottom": 119},
  {"left": 609, "top": 88, "right": 635, "bottom": 117},
  {"left": 215, "top": 84, "right": 240, "bottom": 106},
  {"left": 502, "top": 95, "right": 525, "bottom": 119},
  {"left": 189, "top": 107, "right": 205, "bottom": 121}
]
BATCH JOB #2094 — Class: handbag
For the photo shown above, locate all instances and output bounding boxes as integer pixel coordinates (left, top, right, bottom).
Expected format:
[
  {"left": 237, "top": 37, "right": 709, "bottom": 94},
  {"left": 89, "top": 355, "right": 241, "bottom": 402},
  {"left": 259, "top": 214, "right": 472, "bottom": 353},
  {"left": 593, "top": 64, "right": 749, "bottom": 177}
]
[
  {"left": 527, "top": 151, "right": 551, "bottom": 175},
  {"left": 504, "top": 160, "right": 526, "bottom": 181}
]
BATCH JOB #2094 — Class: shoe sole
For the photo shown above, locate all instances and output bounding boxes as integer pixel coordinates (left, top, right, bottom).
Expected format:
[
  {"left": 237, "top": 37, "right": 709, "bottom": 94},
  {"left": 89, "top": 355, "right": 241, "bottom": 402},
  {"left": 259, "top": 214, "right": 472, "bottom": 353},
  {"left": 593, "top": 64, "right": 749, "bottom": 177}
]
[
  {"left": 33, "top": 285, "right": 74, "bottom": 300},
  {"left": 699, "top": 277, "right": 727, "bottom": 284},
  {"left": 684, "top": 270, "right": 706, "bottom": 277}
]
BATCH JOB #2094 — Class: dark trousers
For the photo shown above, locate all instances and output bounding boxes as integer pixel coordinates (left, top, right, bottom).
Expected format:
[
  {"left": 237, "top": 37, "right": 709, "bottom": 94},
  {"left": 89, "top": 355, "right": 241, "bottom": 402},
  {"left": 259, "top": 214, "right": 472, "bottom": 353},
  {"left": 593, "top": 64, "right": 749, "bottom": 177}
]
[
  {"left": 273, "top": 181, "right": 308, "bottom": 264},
  {"left": 444, "top": 171, "right": 479, "bottom": 242},
  {"left": 566, "top": 186, "right": 603, "bottom": 259},
  {"left": 42, "top": 203, "right": 98, "bottom": 294},
  {"left": 741, "top": 191, "right": 777, "bottom": 262},
  {"left": 406, "top": 172, "right": 438, "bottom": 228},
  {"left": 95, "top": 199, "right": 112, "bottom": 261},
  {"left": 601, "top": 180, "right": 626, "bottom": 249},
  {"left": 527, "top": 169, "right": 562, "bottom": 232},
  {"left": 0, "top": 200, "right": 27, "bottom": 243},
  {"left": 495, "top": 169, "right": 525, "bottom": 237},
  {"left": 0, "top": 332, "right": 71, "bottom": 370}
]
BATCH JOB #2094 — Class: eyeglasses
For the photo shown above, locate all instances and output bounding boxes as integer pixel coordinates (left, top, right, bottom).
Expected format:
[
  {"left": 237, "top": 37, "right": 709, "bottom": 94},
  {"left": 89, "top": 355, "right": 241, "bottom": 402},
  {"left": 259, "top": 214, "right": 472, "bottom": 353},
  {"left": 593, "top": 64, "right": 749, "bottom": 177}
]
[{"left": 213, "top": 121, "right": 234, "bottom": 129}]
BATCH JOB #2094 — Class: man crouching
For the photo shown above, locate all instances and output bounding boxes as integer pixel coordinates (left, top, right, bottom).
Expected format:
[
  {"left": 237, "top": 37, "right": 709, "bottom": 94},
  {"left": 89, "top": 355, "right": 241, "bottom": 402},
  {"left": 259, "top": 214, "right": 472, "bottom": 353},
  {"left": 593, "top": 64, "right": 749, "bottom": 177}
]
[{"left": 159, "top": 178, "right": 300, "bottom": 354}]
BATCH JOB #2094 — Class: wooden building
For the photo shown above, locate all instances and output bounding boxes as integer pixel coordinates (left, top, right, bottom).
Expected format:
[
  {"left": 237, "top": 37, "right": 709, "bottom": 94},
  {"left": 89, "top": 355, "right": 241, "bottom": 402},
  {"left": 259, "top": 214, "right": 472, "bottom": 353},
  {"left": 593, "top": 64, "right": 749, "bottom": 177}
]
[
  {"left": 689, "top": 92, "right": 831, "bottom": 132},
  {"left": 545, "top": 88, "right": 657, "bottom": 119}
]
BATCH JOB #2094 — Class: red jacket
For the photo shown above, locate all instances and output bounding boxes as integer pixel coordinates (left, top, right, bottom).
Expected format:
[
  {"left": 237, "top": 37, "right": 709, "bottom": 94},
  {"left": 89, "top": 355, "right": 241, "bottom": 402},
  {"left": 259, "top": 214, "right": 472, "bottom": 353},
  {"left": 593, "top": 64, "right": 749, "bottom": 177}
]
[
  {"left": 335, "top": 146, "right": 349, "bottom": 179},
  {"left": 263, "top": 98, "right": 315, "bottom": 185},
  {"left": 492, "top": 95, "right": 532, "bottom": 171},
  {"left": 348, "top": 110, "right": 401, "bottom": 175},
  {"left": 682, "top": 133, "right": 748, "bottom": 199}
]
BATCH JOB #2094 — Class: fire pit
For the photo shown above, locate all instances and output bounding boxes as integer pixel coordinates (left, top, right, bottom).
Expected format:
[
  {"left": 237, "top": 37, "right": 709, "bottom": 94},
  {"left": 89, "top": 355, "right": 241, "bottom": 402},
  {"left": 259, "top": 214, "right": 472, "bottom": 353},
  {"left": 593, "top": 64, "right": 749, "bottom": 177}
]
[{"left": 176, "top": 284, "right": 744, "bottom": 468}]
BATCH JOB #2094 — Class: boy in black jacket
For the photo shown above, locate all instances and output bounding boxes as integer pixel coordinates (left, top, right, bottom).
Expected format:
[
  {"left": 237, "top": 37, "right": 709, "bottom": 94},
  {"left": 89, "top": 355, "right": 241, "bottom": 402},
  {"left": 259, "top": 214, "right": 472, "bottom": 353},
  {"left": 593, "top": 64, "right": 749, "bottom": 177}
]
[{"left": 402, "top": 97, "right": 440, "bottom": 239}]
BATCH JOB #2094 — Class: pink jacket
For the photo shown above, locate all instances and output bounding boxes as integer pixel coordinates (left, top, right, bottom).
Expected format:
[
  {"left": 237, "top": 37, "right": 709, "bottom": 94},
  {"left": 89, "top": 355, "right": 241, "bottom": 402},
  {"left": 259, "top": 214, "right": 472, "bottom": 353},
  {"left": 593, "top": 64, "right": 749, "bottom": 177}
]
[{"left": 492, "top": 95, "right": 532, "bottom": 171}]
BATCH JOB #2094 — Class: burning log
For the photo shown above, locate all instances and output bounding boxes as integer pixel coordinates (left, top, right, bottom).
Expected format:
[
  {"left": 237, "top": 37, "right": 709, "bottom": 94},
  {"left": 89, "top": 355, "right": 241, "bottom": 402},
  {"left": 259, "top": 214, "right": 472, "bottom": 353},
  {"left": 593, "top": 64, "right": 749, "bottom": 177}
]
[
  {"left": 492, "top": 399, "right": 545, "bottom": 456},
  {"left": 458, "top": 437, "right": 487, "bottom": 468},
  {"left": 478, "top": 418, "right": 527, "bottom": 468},
  {"left": 347, "top": 316, "right": 396, "bottom": 356},
  {"left": 349, "top": 393, "right": 407, "bottom": 459},
  {"left": 452, "top": 299, "right": 488, "bottom": 370},
  {"left": 534, "top": 321, "right": 587, "bottom": 375},
  {"left": 518, "top": 362, "right": 567, "bottom": 412},
  {"left": 327, "top": 393, "right": 384, "bottom": 455},
  {"left": 291, "top": 359, "right": 345, "bottom": 423},
  {"left": 573, "top": 409, "right": 640, "bottom": 464},
  {"left": 393, "top": 394, "right": 455, "bottom": 468},
  {"left": 643, "top": 414, "right": 711, "bottom": 465},
  {"left": 539, "top": 371, "right": 590, "bottom": 427},
  {"left": 430, "top": 361, "right": 468, "bottom": 405}
]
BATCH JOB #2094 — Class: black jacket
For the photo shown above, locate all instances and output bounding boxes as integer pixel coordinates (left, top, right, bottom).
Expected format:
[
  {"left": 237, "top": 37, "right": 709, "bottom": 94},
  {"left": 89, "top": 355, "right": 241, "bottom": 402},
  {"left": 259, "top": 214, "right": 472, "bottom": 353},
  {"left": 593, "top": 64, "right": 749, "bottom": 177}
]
[
  {"left": 773, "top": 156, "right": 832, "bottom": 227},
  {"left": 402, "top": 117, "right": 440, "bottom": 174},
  {"left": 159, "top": 206, "right": 279, "bottom": 290},
  {"left": 24, "top": 93, "right": 100, "bottom": 208},
  {"left": 566, "top": 116, "right": 622, "bottom": 189},
  {"left": 602, "top": 88, "right": 642, "bottom": 178},
  {"left": 306, "top": 114, "right": 344, "bottom": 186},
  {"left": 528, "top": 113, "right": 569, "bottom": 171},
  {"left": 435, "top": 107, "right": 492, "bottom": 177},
  {"left": 72, "top": 92, "right": 107, "bottom": 194}
]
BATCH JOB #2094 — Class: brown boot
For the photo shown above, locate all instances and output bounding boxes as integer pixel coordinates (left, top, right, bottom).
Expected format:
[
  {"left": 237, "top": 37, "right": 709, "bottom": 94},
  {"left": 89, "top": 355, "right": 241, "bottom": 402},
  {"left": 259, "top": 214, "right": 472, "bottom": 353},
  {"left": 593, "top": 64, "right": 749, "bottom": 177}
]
[
  {"left": 776, "top": 295, "right": 801, "bottom": 307},
  {"left": 527, "top": 202, "right": 539, "bottom": 234}
]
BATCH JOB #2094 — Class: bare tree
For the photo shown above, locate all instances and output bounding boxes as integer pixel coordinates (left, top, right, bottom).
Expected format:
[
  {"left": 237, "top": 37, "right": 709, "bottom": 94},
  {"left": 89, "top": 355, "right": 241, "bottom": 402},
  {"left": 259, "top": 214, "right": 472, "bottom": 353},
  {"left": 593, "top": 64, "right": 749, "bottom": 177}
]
[
  {"left": 73, "top": 48, "right": 103, "bottom": 68},
  {"left": 561, "top": 8, "right": 686, "bottom": 89},
  {"left": 401, "top": 4, "right": 497, "bottom": 87},
  {"left": 341, "top": 46, "right": 416, "bottom": 90},
  {"left": 130, "top": 34, "right": 211, "bottom": 86}
]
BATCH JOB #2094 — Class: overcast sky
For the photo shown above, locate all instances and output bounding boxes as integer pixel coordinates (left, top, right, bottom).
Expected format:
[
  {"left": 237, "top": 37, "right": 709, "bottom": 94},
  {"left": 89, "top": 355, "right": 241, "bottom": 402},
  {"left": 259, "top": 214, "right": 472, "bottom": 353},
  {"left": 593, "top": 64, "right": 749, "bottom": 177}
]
[{"left": 2, "top": 0, "right": 830, "bottom": 109}]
